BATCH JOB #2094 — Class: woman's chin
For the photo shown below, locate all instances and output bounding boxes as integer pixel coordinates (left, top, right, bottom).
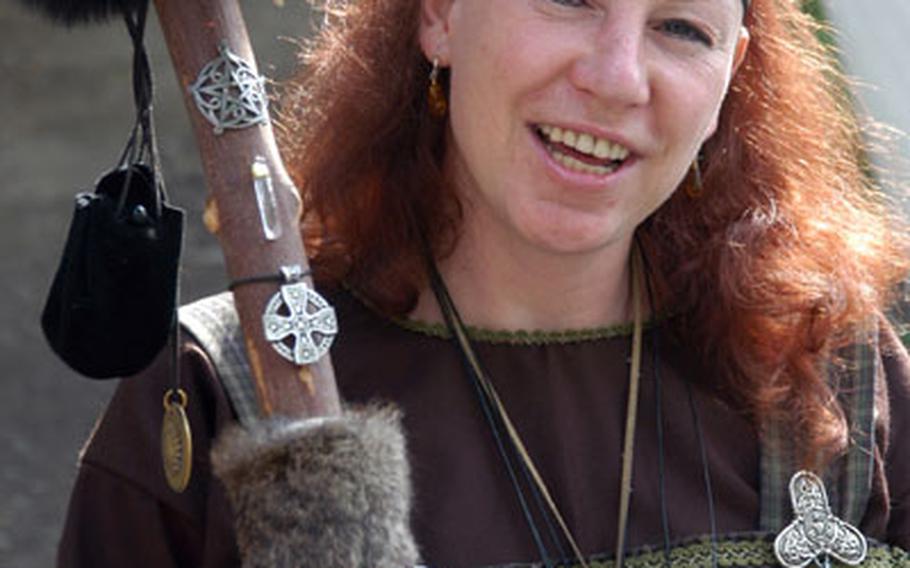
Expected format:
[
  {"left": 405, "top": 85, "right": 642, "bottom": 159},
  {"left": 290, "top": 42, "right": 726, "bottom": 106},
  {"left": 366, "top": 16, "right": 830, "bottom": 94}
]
[{"left": 518, "top": 222, "right": 628, "bottom": 258}]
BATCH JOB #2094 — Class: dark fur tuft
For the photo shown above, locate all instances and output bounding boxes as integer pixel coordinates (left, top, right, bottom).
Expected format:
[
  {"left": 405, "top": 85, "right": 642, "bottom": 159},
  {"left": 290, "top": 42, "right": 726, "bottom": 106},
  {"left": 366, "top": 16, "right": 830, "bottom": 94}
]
[{"left": 18, "top": 0, "right": 146, "bottom": 26}]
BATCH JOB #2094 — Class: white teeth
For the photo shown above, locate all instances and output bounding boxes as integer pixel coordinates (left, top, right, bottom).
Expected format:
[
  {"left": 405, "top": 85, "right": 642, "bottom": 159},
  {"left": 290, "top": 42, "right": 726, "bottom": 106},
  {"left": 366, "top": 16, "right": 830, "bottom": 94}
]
[
  {"left": 576, "top": 133, "right": 594, "bottom": 154},
  {"left": 538, "top": 124, "right": 630, "bottom": 162},
  {"left": 551, "top": 149, "right": 619, "bottom": 176}
]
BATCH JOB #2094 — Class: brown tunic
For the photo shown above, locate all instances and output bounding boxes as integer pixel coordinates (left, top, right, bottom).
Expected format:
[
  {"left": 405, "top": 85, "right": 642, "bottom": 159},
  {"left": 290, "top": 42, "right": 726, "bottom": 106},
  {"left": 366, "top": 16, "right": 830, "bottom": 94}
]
[{"left": 57, "top": 290, "right": 910, "bottom": 567}]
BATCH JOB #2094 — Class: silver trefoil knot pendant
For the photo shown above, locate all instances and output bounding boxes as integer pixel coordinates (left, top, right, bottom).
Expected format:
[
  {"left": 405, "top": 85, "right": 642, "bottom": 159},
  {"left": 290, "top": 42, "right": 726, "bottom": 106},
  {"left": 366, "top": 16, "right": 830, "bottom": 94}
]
[{"left": 774, "top": 471, "right": 868, "bottom": 568}]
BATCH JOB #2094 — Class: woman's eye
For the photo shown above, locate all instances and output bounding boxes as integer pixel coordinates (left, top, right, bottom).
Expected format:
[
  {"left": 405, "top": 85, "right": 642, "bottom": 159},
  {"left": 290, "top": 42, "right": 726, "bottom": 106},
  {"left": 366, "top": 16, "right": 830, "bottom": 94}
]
[
  {"left": 548, "top": 0, "right": 589, "bottom": 7},
  {"left": 659, "top": 19, "right": 713, "bottom": 46}
]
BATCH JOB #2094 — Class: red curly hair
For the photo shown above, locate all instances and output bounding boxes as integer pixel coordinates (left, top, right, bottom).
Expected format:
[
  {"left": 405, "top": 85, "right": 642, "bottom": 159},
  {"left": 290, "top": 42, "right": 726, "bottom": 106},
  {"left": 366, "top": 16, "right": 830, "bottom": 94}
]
[{"left": 278, "top": 0, "right": 908, "bottom": 465}]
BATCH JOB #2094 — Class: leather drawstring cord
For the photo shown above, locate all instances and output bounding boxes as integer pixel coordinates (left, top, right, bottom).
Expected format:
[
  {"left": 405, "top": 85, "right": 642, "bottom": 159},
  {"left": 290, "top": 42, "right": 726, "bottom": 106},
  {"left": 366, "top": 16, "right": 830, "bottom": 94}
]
[
  {"left": 427, "top": 260, "right": 561, "bottom": 567},
  {"left": 687, "top": 379, "right": 720, "bottom": 568},
  {"left": 614, "top": 247, "right": 644, "bottom": 568}
]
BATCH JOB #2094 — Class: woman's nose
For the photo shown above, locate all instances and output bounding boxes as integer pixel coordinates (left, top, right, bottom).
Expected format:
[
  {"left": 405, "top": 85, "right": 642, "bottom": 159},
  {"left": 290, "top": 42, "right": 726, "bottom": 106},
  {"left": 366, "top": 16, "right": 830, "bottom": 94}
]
[{"left": 568, "top": 21, "right": 651, "bottom": 108}]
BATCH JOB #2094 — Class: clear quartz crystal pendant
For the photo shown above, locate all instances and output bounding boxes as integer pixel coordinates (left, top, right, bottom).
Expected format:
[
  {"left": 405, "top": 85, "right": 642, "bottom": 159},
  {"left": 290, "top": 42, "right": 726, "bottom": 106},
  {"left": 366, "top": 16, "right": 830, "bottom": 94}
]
[
  {"left": 190, "top": 41, "right": 269, "bottom": 135},
  {"left": 262, "top": 267, "right": 337, "bottom": 366},
  {"left": 774, "top": 471, "right": 868, "bottom": 568},
  {"left": 251, "top": 157, "right": 282, "bottom": 241}
]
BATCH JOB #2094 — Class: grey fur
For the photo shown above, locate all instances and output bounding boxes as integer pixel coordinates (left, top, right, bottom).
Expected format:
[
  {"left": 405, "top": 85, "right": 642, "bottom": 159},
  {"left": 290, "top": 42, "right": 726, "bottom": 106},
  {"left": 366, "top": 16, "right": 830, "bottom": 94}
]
[{"left": 211, "top": 406, "right": 419, "bottom": 568}]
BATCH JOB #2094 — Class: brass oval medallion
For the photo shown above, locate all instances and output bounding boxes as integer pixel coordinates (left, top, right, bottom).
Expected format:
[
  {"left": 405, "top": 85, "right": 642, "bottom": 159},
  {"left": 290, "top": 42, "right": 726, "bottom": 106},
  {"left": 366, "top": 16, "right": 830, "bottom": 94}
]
[{"left": 161, "top": 389, "right": 193, "bottom": 493}]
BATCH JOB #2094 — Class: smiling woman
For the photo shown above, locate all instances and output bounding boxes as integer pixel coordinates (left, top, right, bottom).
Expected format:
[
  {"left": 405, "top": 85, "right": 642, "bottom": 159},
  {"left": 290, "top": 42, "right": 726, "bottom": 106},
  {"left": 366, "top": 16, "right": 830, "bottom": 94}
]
[
  {"left": 58, "top": 0, "right": 910, "bottom": 567},
  {"left": 410, "top": 0, "right": 749, "bottom": 324}
]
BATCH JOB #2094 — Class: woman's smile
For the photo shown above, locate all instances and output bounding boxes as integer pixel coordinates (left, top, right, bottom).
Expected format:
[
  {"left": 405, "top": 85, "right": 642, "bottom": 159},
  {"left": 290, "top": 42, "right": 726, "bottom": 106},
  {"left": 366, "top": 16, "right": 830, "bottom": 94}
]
[
  {"left": 530, "top": 122, "right": 637, "bottom": 189},
  {"left": 536, "top": 124, "right": 631, "bottom": 173}
]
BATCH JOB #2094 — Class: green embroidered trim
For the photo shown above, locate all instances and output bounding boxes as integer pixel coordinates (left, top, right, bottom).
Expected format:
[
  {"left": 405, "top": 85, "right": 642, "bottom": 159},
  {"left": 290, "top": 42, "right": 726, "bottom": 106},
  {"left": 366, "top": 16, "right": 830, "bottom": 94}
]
[
  {"left": 583, "top": 538, "right": 775, "bottom": 567},
  {"left": 484, "top": 537, "right": 909, "bottom": 568},
  {"left": 861, "top": 546, "right": 910, "bottom": 567},
  {"left": 345, "top": 282, "right": 659, "bottom": 345},
  {"left": 390, "top": 317, "right": 642, "bottom": 345}
]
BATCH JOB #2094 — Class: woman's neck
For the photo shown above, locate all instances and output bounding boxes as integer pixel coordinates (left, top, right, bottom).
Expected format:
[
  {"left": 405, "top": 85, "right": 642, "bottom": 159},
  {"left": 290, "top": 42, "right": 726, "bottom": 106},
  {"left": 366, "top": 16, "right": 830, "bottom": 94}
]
[{"left": 412, "top": 216, "right": 635, "bottom": 332}]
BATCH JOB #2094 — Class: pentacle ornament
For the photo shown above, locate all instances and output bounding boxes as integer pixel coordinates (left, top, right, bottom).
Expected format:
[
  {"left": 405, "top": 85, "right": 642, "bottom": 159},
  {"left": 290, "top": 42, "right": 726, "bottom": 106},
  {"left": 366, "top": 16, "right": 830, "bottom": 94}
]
[
  {"left": 262, "top": 275, "right": 337, "bottom": 366},
  {"left": 161, "top": 388, "right": 193, "bottom": 493},
  {"left": 190, "top": 41, "right": 268, "bottom": 135},
  {"left": 774, "top": 471, "right": 867, "bottom": 568}
]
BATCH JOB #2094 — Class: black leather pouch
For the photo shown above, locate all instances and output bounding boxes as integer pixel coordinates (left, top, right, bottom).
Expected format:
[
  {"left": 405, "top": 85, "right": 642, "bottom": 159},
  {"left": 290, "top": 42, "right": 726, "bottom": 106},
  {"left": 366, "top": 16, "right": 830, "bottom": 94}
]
[
  {"left": 41, "top": 164, "right": 184, "bottom": 379},
  {"left": 41, "top": 0, "right": 185, "bottom": 379}
]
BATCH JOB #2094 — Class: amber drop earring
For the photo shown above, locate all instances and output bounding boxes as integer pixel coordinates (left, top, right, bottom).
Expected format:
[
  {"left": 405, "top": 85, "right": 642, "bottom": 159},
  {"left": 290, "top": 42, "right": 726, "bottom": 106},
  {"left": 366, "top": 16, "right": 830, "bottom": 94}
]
[
  {"left": 428, "top": 57, "right": 448, "bottom": 118},
  {"left": 686, "top": 156, "right": 705, "bottom": 199}
]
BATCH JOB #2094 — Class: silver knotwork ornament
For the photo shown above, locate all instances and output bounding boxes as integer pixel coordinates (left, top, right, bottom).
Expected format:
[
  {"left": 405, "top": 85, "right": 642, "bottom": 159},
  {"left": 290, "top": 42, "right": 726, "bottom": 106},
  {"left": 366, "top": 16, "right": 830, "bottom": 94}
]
[
  {"left": 262, "top": 268, "right": 337, "bottom": 365},
  {"left": 774, "top": 471, "right": 868, "bottom": 568},
  {"left": 190, "top": 41, "right": 269, "bottom": 135}
]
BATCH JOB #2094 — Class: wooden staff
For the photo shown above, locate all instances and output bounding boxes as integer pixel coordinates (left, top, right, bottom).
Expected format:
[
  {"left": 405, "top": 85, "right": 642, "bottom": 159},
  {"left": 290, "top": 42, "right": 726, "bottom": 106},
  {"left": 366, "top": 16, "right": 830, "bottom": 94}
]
[{"left": 153, "top": 0, "right": 341, "bottom": 420}]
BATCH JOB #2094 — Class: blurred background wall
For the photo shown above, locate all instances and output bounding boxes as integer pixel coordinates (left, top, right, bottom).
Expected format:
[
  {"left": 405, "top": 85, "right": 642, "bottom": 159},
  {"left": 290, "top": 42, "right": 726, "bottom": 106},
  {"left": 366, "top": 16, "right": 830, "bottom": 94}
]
[
  {"left": 1, "top": 1, "right": 907, "bottom": 567},
  {"left": 826, "top": 0, "right": 910, "bottom": 210}
]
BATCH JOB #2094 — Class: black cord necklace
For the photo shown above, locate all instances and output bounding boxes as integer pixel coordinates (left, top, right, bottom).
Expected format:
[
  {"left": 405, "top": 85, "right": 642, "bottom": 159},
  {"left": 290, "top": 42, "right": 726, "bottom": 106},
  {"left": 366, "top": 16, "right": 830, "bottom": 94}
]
[
  {"left": 428, "top": 244, "right": 721, "bottom": 567},
  {"left": 427, "top": 261, "right": 565, "bottom": 567},
  {"left": 639, "top": 247, "right": 719, "bottom": 568},
  {"left": 426, "top": 249, "right": 647, "bottom": 568}
]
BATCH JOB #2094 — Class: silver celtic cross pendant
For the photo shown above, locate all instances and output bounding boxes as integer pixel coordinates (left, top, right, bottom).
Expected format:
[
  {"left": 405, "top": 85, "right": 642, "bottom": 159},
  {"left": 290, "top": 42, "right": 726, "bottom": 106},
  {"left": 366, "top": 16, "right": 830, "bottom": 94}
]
[{"left": 262, "top": 266, "right": 337, "bottom": 366}]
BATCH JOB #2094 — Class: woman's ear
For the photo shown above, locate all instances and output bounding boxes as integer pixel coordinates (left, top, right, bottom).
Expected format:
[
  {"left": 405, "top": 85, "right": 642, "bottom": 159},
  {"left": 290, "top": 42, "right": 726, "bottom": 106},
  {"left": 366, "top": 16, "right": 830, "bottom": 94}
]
[
  {"left": 732, "top": 27, "right": 750, "bottom": 76},
  {"left": 419, "top": 0, "right": 457, "bottom": 62},
  {"left": 701, "top": 27, "right": 751, "bottom": 142}
]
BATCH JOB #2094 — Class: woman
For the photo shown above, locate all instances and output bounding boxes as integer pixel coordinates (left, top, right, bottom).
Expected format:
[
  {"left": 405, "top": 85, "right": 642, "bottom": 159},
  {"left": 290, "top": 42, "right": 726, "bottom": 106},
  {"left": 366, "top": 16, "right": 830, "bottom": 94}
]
[{"left": 59, "top": 0, "right": 910, "bottom": 566}]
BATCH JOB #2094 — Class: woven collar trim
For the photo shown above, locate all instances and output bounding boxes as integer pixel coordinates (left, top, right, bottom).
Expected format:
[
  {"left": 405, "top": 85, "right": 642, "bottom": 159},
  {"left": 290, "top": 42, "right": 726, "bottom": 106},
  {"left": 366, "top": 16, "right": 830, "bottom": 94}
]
[
  {"left": 346, "top": 284, "right": 664, "bottom": 345},
  {"left": 473, "top": 533, "right": 906, "bottom": 568},
  {"left": 390, "top": 317, "right": 643, "bottom": 345}
]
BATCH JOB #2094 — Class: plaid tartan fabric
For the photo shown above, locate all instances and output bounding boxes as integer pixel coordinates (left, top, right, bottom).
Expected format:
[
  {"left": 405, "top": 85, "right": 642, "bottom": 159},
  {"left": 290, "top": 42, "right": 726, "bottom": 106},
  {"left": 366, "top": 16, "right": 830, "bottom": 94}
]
[
  {"left": 839, "top": 323, "right": 880, "bottom": 525},
  {"left": 179, "top": 292, "right": 260, "bottom": 427},
  {"left": 759, "top": 420, "right": 792, "bottom": 531},
  {"left": 759, "top": 320, "right": 881, "bottom": 530}
]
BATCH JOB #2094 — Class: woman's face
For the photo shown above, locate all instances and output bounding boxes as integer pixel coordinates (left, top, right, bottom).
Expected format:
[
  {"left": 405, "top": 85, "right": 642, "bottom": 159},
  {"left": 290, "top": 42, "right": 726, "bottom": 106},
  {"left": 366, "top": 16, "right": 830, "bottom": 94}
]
[{"left": 420, "top": 0, "right": 749, "bottom": 255}]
